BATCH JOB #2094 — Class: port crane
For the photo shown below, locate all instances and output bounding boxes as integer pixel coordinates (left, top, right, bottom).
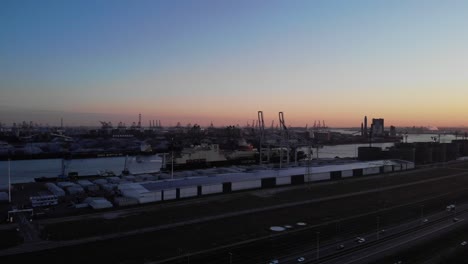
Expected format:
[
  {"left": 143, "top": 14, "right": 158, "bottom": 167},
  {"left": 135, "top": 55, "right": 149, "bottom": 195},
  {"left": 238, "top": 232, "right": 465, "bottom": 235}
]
[
  {"left": 257, "top": 111, "right": 270, "bottom": 164},
  {"left": 278, "top": 112, "right": 290, "bottom": 167}
]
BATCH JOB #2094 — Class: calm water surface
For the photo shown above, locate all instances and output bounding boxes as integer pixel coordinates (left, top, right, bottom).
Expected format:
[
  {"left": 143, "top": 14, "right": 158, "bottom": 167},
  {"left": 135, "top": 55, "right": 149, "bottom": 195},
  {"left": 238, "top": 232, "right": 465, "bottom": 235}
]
[{"left": 0, "top": 155, "right": 162, "bottom": 186}]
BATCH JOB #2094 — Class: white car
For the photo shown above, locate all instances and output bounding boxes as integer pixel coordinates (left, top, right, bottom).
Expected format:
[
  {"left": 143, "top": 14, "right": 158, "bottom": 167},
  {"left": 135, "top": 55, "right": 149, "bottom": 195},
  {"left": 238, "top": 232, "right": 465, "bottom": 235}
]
[
  {"left": 297, "top": 257, "right": 306, "bottom": 262},
  {"left": 461, "top": 241, "right": 467, "bottom": 246},
  {"left": 268, "top": 260, "right": 279, "bottom": 264},
  {"left": 355, "top": 237, "right": 366, "bottom": 243}
]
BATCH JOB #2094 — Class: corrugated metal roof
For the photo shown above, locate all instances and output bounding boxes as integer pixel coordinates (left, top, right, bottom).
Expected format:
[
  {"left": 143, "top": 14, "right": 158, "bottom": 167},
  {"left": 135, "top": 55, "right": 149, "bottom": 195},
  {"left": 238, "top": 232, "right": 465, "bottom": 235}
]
[{"left": 136, "top": 160, "right": 411, "bottom": 192}]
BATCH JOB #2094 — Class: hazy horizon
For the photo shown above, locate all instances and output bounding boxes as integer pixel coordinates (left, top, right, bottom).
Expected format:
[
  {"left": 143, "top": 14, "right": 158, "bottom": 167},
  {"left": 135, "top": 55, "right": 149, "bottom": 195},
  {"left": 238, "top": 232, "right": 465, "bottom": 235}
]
[{"left": 2, "top": 0, "right": 468, "bottom": 127}]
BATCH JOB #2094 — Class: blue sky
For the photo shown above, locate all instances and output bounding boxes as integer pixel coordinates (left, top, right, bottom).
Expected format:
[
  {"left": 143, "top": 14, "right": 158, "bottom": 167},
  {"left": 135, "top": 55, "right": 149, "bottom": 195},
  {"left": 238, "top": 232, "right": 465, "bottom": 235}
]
[{"left": 2, "top": 0, "right": 468, "bottom": 127}]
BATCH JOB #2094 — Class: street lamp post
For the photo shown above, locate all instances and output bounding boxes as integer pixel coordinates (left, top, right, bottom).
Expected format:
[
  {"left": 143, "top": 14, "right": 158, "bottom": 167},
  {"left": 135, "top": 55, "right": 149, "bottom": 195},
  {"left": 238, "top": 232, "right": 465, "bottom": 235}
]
[
  {"left": 376, "top": 216, "right": 380, "bottom": 240},
  {"left": 420, "top": 205, "right": 424, "bottom": 223},
  {"left": 171, "top": 137, "right": 174, "bottom": 180},
  {"left": 454, "top": 202, "right": 457, "bottom": 218},
  {"left": 316, "top": 231, "right": 320, "bottom": 260},
  {"left": 229, "top": 252, "right": 232, "bottom": 264},
  {"left": 8, "top": 159, "right": 11, "bottom": 203}
]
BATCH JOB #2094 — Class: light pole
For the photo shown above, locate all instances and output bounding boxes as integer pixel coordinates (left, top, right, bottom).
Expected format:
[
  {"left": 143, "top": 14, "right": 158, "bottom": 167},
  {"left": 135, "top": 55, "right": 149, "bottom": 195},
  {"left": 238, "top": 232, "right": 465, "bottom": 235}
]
[
  {"left": 171, "top": 137, "right": 174, "bottom": 180},
  {"left": 229, "top": 252, "right": 232, "bottom": 264},
  {"left": 335, "top": 220, "right": 340, "bottom": 238},
  {"left": 376, "top": 216, "right": 380, "bottom": 240},
  {"left": 420, "top": 205, "right": 424, "bottom": 223},
  {"left": 8, "top": 159, "right": 11, "bottom": 203},
  {"left": 316, "top": 231, "right": 320, "bottom": 260},
  {"left": 454, "top": 202, "right": 457, "bottom": 218}
]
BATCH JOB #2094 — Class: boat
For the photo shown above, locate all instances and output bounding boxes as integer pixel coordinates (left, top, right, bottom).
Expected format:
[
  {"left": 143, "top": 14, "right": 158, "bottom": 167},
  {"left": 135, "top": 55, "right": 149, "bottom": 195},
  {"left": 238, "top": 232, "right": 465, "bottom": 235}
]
[
  {"left": 225, "top": 140, "right": 257, "bottom": 161},
  {"left": 122, "top": 155, "right": 130, "bottom": 175},
  {"left": 140, "top": 142, "right": 153, "bottom": 155},
  {"left": 161, "top": 143, "right": 259, "bottom": 171}
]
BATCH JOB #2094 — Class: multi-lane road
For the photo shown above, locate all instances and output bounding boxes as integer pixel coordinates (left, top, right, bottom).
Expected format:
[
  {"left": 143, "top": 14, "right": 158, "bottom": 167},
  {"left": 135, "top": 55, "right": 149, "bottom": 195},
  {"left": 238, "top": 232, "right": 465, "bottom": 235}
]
[{"left": 271, "top": 204, "right": 468, "bottom": 264}]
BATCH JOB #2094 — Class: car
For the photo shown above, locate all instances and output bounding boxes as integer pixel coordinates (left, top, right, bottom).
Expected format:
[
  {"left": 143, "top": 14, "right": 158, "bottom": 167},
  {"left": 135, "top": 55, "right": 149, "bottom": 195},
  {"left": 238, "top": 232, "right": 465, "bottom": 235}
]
[
  {"left": 379, "top": 229, "right": 386, "bottom": 234},
  {"left": 453, "top": 217, "right": 460, "bottom": 222},
  {"left": 422, "top": 218, "right": 428, "bottom": 223},
  {"left": 461, "top": 241, "right": 467, "bottom": 246},
  {"left": 297, "top": 257, "right": 306, "bottom": 262},
  {"left": 355, "top": 237, "right": 365, "bottom": 243},
  {"left": 336, "top": 244, "right": 345, "bottom": 250},
  {"left": 268, "top": 260, "right": 279, "bottom": 264}
]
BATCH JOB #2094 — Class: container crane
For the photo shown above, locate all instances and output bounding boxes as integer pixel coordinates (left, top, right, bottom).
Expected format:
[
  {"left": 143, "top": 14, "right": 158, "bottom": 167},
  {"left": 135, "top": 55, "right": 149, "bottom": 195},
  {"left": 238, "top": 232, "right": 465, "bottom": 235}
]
[
  {"left": 258, "top": 111, "right": 267, "bottom": 164},
  {"left": 279, "top": 112, "right": 290, "bottom": 167}
]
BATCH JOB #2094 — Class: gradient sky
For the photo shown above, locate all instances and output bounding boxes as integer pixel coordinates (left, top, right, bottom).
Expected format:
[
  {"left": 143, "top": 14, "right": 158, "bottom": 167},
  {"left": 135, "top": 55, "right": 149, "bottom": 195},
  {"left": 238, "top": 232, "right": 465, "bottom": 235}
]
[{"left": 2, "top": 0, "right": 468, "bottom": 127}]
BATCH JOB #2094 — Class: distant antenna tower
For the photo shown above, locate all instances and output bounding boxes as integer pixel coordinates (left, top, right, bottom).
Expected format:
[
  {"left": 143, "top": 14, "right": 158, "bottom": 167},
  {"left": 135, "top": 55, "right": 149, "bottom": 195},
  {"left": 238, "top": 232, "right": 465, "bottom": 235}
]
[{"left": 138, "top": 113, "right": 142, "bottom": 128}]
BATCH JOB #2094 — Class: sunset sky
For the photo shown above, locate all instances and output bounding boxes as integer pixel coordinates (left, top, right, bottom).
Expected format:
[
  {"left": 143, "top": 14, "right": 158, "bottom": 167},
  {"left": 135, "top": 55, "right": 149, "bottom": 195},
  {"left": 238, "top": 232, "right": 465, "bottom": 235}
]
[{"left": 2, "top": 0, "right": 468, "bottom": 128}]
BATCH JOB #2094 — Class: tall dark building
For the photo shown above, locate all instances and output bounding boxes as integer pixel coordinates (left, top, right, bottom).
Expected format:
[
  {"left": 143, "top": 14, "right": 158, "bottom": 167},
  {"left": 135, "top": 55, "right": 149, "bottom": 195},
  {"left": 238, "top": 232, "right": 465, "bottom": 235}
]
[
  {"left": 364, "top": 116, "right": 368, "bottom": 137},
  {"left": 390, "top": 125, "right": 396, "bottom": 137},
  {"left": 372, "top": 118, "right": 384, "bottom": 136}
]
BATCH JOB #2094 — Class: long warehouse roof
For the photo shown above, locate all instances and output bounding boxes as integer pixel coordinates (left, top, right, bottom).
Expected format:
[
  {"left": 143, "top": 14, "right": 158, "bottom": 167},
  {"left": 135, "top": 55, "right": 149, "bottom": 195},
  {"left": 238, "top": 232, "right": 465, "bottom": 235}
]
[{"left": 136, "top": 159, "right": 411, "bottom": 192}]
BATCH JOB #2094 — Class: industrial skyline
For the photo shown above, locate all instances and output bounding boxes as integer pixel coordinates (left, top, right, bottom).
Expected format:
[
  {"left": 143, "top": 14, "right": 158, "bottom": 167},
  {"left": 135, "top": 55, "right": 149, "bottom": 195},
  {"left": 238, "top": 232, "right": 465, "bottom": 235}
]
[{"left": 2, "top": 0, "right": 468, "bottom": 127}]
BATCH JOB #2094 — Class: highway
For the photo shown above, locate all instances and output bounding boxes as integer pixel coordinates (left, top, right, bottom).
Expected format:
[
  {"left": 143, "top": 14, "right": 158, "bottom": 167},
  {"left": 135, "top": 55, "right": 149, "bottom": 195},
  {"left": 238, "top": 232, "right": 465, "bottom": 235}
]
[{"left": 265, "top": 204, "right": 468, "bottom": 264}]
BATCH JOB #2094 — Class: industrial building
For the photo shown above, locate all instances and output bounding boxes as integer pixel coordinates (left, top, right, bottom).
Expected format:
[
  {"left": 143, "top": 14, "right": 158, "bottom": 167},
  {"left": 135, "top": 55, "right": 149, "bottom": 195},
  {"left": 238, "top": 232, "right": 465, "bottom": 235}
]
[
  {"left": 114, "top": 160, "right": 413, "bottom": 204},
  {"left": 372, "top": 118, "right": 385, "bottom": 137},
  {"left": 22, "top": 159, "right": 414, "bottom": 209},
  {"left": 358, "top": 140, "right": 468, "bottom": 164}
]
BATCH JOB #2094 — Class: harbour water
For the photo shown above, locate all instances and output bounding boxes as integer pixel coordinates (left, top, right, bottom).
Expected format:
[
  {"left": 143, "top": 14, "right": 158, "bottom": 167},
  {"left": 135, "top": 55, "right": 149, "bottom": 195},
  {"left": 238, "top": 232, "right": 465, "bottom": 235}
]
[
  {"left": 315, "top": 133, "right": 458, "bottom": 159},
  {"left": 0, "top": 133, "right": 459, "bottom": 186},
  {"left": 0, "top": 155, "right": 163, "bottom": 186}
]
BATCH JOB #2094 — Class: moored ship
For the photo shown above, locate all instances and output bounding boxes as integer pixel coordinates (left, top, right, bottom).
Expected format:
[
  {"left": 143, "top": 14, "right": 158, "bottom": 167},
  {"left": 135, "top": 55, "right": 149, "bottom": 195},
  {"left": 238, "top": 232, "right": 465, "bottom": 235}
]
[{"left": 161, "top": 143, "right": 258, "bottom": 171}]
